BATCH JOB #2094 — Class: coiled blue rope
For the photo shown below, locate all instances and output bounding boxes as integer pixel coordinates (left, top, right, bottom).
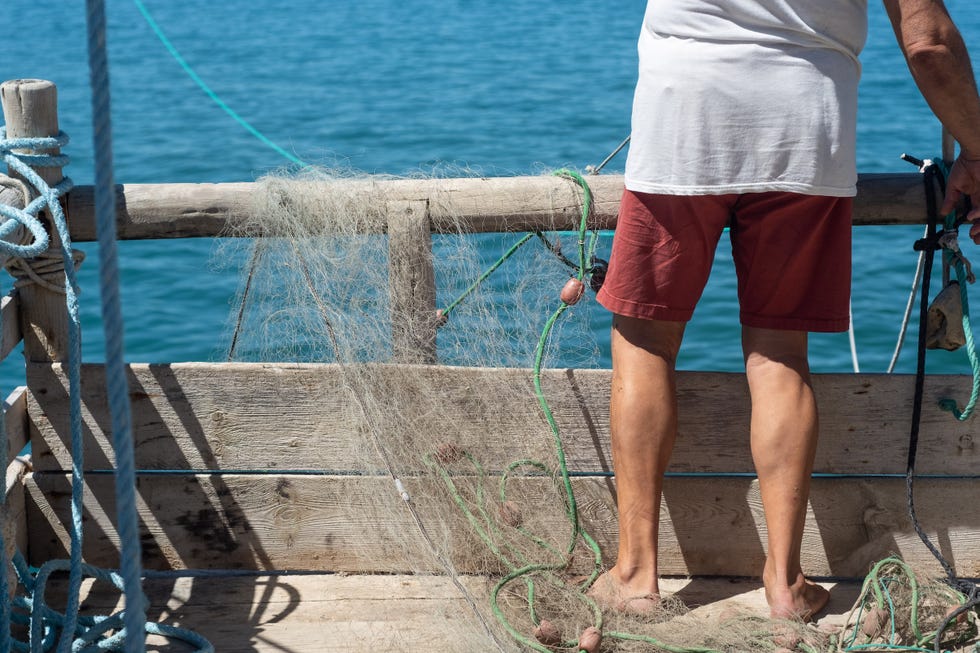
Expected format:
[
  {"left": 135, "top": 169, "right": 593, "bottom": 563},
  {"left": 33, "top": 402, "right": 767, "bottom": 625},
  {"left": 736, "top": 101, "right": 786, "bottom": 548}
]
[
  {"left": 0, "top": 131, "right": 75, "bottom": 653},
  {"left": 0, "top": 122, "right": 85, "bottom": 653},
  {"left": 0, "top": 5, "right": 211, "bottom": 651},
  {"left": 1, "top": 127, "right": 213, "bottom": 651}
]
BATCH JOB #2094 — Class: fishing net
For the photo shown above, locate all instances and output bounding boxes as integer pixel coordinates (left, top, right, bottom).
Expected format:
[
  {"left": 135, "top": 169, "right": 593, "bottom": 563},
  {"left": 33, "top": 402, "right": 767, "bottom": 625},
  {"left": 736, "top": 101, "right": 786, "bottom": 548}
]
[
  {"left": 219, "top": 167, "right": 979, "bottom": 653},
  {"left": 220, "top": 166, "right": 615, "bottom": 652},
  {"left": 834, "top": 558, "right": 979, "bottom": 653}
]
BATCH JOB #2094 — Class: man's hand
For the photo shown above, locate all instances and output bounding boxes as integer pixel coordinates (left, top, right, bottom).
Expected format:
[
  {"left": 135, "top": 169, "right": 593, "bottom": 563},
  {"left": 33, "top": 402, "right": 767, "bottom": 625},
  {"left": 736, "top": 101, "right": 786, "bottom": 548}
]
[{"left": 942, "top": 153, "right": 980, "bottom": 243}]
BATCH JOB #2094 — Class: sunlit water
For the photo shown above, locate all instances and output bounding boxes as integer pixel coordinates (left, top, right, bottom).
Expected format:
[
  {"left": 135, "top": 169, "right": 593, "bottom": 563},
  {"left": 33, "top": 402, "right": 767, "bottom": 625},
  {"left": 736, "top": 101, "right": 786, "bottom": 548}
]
[{"left": 3, "top": 0, "right": 979, "bottom": 390}]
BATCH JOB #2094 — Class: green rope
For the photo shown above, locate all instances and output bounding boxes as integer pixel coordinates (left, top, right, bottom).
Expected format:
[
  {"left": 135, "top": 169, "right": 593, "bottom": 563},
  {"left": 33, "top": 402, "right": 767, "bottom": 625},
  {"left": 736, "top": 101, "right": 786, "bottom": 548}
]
[
  {"left": 428, "top": 170, "right": 607, "bottom": 651},
  {"left": 439, "top": 232, "right": 536, "bottom": 318},
  {"left": 937, "top": 241, "right": 980, "bottom": 419},
  {"left": 837, "top": 557, "right": 975, "bottom": 653},
  {"left": 934, "top": 161, "right": 980, "bottom": 420},
  {"left": 429, "top": 169, "right": 733, "bottom": 653}
]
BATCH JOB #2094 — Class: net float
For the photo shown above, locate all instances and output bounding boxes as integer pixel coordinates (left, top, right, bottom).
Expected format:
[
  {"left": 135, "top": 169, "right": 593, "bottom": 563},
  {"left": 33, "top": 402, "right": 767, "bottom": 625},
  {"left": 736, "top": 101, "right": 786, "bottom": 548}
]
[{"left": 561, "top": 278, "right": 585, "bottom": 305}]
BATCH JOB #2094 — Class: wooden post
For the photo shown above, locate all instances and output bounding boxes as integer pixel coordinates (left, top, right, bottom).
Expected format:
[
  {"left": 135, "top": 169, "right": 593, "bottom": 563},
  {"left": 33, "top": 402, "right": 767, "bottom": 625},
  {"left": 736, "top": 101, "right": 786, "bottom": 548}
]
[
  {"left": 942, "top": 126, "right": 956, "bottom": 166},
  {"left": 387, "top": 200, "right": 437, "bottom": 364},
  {"left": 1, "top": 79, "right": 72, "bottom": 363}
]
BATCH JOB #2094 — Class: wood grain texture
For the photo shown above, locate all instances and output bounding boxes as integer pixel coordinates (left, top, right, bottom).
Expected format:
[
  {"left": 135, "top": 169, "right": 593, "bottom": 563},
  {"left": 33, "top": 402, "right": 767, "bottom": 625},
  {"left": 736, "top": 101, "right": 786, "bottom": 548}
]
[
  {"left": 62, "top": 173, "right": 930, "bottom": 241},
  {"left": 26, "top": 362, "right": 980, "bottom": 476},
  {"left": 0, "top": 291, "right": 22, "bottom": 363},
  {"left": 24, "top": 472, "right": 980, "bottom": 578}
]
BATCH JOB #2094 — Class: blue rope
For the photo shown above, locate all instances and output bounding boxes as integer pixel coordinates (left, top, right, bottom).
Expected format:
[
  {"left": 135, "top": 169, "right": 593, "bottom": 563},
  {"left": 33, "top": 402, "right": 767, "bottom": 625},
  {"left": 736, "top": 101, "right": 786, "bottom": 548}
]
[
  {"left": 0, "top": 124, "right": 84, "bottom": 653},
  {"left": 84, "top": 1, "right": 145, "bottom": 651},
  {"left": 0, "top": 129, "right": 70, "bottom": 259},
  {"left": 0, "top": 51, "right": 215, "bottom": 653},
  {"left": 0, "top": 4, "right": 213, "bottom": 651},
  {"left": 0, "top": 129, "right": 76, "bottom": 652}
]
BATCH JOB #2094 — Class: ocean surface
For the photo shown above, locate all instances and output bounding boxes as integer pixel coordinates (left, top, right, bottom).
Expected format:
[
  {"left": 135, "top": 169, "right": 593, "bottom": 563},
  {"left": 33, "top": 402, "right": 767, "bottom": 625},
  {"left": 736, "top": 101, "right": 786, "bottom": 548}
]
[{"left": 3, "top": 0, "right": 980, "bottom": 389}]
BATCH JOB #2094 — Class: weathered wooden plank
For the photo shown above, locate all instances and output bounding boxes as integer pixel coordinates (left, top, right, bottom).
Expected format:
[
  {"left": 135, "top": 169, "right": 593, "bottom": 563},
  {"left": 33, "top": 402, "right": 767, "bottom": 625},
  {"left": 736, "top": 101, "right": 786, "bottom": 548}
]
[
  {"left": 0, "top": 291, "right": 22, "bottom": 363},
  {"left": 24, "top": 473, "right": 980, "bottom": 578},
  {"left": 63, "top": 173, "right": 930, "bottom": 241},
  {"left": 27, "top": 362, "right": 980, "bottom": 476},
  {"left": 53, "top": 574, "right": 863, "bottom": 653},
  {"left": 4, "top": 387, "right": 29, "bottom": 582}
]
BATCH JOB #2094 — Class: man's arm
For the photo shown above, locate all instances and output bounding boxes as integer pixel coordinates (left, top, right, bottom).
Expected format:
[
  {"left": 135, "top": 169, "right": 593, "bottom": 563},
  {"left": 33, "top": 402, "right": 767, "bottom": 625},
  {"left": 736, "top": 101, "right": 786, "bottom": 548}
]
[{"left": 884, "top": 0, "right": 980, "bottom": 228}]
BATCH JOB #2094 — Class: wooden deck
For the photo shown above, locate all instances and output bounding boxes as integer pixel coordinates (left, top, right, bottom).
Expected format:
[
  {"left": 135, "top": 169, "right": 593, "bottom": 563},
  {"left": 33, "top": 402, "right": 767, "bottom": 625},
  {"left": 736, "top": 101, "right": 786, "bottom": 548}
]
[{"left": 63, "top": 573, "right": 865, "bottom": 652}]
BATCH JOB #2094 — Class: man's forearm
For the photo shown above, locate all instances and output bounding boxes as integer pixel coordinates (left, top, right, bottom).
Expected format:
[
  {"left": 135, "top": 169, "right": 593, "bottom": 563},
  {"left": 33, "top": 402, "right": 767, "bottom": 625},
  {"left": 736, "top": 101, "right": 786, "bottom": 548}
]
[{"left": 886, "top": 0, "right": 980, "bottom": 157}]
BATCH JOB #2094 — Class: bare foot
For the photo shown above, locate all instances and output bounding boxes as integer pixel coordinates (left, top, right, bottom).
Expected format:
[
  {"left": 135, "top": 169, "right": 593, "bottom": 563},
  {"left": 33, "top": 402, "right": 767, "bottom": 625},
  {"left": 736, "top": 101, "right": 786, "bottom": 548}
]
[
  {"left": 586, "top": 569, "right": 662, "bottom": 616},
  {"left": 765, "top": 573, "right": 830, "bottom": 622}
]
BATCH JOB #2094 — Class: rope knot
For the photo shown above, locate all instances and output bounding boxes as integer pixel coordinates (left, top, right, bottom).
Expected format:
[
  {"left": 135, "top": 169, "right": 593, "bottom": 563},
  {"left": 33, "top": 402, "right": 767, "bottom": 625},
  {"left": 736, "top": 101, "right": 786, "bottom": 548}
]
[
  {"left": 0, "top": 127, "right": 74, "bottom": 260},
  {"left": 939, "top": 230, "right": 976, "bottom": 284}
]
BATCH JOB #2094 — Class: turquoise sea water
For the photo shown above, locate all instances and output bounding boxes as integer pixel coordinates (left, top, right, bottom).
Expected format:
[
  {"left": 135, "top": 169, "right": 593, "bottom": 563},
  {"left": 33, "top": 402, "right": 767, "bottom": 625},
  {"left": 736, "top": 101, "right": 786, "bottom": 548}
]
[{"left": 3, "top": 0, "right": 980, "bottom": 388}]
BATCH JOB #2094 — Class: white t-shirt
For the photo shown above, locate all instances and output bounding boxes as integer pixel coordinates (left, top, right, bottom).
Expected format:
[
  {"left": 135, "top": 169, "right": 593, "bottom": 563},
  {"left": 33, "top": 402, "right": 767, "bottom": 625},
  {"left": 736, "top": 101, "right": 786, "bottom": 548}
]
[{"left": 625, "top": 0, "right": 868, "bottom": 197}]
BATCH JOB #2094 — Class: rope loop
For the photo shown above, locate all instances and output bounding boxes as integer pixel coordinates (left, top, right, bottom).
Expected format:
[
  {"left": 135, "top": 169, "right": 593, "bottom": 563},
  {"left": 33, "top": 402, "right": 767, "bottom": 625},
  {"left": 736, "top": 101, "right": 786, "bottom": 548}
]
[{"left": 0, "top": 127, "right": 76, "bottom": 259}]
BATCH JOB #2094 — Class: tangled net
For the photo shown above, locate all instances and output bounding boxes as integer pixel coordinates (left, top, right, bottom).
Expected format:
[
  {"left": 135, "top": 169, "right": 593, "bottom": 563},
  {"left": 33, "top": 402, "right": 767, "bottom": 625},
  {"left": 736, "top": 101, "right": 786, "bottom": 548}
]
[
  {"left": 833, "top": 558, "right": 978, "bottom": 653},
  {"left": 220, "top": 167, "right": 979, "bottom": 653}
]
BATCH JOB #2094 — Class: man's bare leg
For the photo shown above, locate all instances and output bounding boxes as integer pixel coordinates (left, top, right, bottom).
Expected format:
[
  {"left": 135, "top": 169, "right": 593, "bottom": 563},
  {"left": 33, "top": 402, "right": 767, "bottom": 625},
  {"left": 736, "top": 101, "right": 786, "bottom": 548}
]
[
  {"left": 742, "top": 326, "right": 830, "bottom": 620},
  {"left": 589, "top": 315, "right": 685, "bottom": 613}
]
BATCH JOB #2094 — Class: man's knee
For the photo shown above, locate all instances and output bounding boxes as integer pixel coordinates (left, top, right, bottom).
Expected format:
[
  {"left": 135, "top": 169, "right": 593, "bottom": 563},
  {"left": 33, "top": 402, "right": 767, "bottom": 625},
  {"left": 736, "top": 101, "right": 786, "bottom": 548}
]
[
  {"left": 612, "top": 314, "right": 686, "bottom": 367},
  {"left": 741, "top": 326, "right": 810, "bottom": 378}
]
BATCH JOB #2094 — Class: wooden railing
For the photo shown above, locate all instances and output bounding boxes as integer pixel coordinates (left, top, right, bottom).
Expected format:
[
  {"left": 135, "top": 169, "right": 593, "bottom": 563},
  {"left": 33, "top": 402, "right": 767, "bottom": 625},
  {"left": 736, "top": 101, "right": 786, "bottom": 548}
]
[
  {"left": 4, "top": 78, "right": 979, "bottom": 581},
  {"left": 62, "top": 172, "right": 933, "bottom": 242}
]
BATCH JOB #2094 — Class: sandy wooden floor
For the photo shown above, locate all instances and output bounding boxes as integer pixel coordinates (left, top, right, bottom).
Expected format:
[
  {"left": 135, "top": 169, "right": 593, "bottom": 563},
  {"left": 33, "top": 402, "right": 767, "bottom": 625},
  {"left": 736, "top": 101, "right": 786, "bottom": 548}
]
[
  {"left": 53, "top": 573, "right": 880, "bottom": 652},
  {"left": 33, "top": 569, "right": 980, "bottom": 652}
]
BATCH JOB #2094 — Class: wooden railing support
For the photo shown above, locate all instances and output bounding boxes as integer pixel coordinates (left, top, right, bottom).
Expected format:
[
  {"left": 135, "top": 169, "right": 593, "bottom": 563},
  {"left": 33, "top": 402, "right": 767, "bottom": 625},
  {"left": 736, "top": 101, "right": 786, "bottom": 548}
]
[
  {"left": 1, "top": 79, "right": 71, "bottom": 364},
  {"left": 388, "top": 200, "right": 437, "bottom": 364}
]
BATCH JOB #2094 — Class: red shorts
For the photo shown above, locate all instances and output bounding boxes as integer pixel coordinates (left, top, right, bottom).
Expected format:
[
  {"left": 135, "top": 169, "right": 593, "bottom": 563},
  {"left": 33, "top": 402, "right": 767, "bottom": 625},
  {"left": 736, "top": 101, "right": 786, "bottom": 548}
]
[{"left": 596, "top": 189, "right": 852, "bottom": 332}]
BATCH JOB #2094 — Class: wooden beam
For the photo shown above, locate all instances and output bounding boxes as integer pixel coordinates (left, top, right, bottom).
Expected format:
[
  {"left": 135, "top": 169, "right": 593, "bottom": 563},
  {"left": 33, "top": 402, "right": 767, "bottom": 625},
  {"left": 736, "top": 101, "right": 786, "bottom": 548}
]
[
  {"left": 25, "top": 472, "right": 980, "bottom": 578},
  {"left": 63, "top": 173, "right": 932, "bottom": 241},
  {"left": 26, "top": 362, "right": 980, "bottom": 477},
  {"left": 3, "top": 387, "right": 29, "bottom": 585},
  {"left": 0, "top": 290, "right": 22, "bottom": 363}
]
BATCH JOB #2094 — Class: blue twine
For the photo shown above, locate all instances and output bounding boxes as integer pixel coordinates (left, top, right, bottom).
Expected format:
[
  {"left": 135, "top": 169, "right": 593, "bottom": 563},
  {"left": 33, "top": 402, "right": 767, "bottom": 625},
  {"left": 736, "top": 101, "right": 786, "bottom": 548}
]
[
  {"left": 132, "top": 0, "right": 308, "bottom": 168},
  {"left": 84, "top": 1, "right": 146, "bottom": 651},
  {"left": 6, "top": 552, "right": 212, "bottom": 653}
]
